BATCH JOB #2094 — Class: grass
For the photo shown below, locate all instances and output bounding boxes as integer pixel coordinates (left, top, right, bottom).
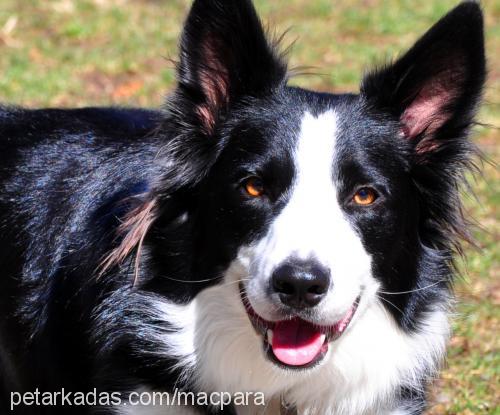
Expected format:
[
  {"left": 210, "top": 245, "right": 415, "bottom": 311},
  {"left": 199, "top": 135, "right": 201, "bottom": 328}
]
[{"left": 1, "top": 0, "right": 498, "bottom": 413}]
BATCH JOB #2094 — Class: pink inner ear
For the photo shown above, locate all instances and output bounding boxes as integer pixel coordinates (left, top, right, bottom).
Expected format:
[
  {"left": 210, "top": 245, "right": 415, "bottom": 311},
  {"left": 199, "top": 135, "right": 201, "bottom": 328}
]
[
  {"left": 196, "top": 36, "right": 231, "bottom": 134},
  {"left": 400, "top": 83, "right": 452, "bottom": 140}
]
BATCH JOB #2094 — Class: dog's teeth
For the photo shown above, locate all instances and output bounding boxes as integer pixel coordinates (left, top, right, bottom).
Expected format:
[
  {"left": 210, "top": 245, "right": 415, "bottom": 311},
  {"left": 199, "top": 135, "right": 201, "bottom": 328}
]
[{"left": 267, "top": 329, "right": 274, "bottom": 344}]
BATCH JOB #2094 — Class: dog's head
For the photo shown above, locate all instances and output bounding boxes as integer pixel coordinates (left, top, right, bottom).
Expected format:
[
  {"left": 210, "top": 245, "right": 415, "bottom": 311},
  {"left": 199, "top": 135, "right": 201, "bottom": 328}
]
[
  {"left": 155, "top": 0, "right": 485, "bottom": 373},
  {"left": 101, "top": 1, "right": 486, "bottom": 385}
]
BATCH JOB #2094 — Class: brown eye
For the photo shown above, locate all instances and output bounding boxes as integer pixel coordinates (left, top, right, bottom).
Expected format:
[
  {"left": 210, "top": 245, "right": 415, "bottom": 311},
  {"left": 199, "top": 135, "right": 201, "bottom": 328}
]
[
  {"left": 353, "top": 187, "right": 377, "bottom": 206},
  {"left": 243, "top": 177, "right": 265, "bottom": 197}
]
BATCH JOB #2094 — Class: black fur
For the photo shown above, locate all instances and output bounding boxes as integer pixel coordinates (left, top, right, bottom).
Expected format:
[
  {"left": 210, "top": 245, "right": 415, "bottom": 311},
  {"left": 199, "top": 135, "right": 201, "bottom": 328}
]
[{"left": 0, "top": 1, "right": 485, "bottom": 414}]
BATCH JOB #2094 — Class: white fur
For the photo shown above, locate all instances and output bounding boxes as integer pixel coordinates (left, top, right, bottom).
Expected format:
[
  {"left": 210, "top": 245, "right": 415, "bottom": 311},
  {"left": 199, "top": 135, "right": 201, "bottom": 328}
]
[{"left": 135, "top": 267, "right": 448, "bottom": 414}]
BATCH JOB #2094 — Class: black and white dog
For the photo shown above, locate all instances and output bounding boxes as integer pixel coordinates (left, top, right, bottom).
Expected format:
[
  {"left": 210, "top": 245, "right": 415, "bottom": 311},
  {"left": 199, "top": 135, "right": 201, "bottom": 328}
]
[{"left": 0, "top": 1, "right": 486, "bottom": 414}]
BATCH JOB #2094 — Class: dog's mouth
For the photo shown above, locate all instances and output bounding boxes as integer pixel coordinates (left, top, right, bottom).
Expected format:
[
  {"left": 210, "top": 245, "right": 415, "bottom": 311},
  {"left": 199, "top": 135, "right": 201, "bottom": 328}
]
[{"left": 240, "top": 286, "right": 360, "bottom": 369}]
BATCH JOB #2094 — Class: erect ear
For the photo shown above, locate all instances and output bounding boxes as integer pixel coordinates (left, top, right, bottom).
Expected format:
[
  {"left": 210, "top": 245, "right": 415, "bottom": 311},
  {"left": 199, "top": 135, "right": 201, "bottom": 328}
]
[
  {"left": 174, "top": 0, "right": 288, "bottom": 134},
  {"left": 361, "top": 2, "right": 485, "bottom": 158}
]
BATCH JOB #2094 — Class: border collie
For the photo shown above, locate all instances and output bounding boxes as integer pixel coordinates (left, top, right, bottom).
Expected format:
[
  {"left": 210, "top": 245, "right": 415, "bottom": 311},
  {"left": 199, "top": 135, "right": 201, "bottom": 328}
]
[{"left": 0, "top": 1, "right": 486, "bottom": 414}]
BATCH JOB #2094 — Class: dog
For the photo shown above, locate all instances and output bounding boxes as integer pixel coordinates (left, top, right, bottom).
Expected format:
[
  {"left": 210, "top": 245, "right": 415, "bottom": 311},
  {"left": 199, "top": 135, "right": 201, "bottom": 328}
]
[{"left": 0, "top": 1, "right": 486, "bottom": 414}]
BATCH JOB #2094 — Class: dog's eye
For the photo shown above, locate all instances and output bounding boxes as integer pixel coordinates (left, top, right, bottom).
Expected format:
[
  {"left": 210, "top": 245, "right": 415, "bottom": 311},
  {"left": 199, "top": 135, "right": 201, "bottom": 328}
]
[
  {"left": 243, "top": 177, "right": 265, "bottom": 197},
  {"left": 353, "top": 187, "right": 377, "bottom": 206}
]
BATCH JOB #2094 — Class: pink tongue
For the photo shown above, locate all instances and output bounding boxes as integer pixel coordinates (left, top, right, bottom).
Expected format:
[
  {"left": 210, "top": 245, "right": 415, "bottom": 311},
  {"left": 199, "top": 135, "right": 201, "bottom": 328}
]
[{"left": 271, "top": 319, "right": 326, "bottom": 366}]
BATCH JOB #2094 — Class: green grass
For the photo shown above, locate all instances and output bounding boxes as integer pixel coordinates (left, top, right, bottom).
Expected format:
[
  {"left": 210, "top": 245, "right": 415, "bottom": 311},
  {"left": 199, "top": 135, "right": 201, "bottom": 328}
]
[{"left": 1, "top": 0, "right": 498, "bottom": 413}]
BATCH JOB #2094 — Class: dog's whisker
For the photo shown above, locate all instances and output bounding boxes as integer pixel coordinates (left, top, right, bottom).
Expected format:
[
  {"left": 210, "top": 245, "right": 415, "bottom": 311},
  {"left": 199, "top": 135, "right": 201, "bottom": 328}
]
[
  {"left": 378, "top": 280, "right": 448, "bottom": 295},
  {"left": 158, "top": 275, "right": 220, "bottom": 284},
  {"left": 222, "top": 278, "right": 251, "bottom": 287},
  {"left": 376, "top": 295, "right": 406, "bottom": 317}
]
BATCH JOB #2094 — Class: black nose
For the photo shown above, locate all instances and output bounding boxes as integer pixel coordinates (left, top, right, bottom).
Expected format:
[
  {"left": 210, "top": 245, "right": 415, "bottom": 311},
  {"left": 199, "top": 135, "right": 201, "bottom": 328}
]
[{"left": 271, "top": 260, "right": 330, "bottom": 309}]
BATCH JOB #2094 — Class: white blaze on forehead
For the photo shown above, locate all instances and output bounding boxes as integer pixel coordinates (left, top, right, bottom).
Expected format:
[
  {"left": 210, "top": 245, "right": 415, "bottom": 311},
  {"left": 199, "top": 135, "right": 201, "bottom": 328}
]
[
  {"left": 279, "top": 110, "right": 355, "bottom": 261},
  {"left": 260, "top": 109, "right": 350, "bottom": 262},
  {"left": 295, "top": 111, "right": 338, "bottom": 206},
  {"left": 248, "top": 109, "right": 372, "bottom": 321}
]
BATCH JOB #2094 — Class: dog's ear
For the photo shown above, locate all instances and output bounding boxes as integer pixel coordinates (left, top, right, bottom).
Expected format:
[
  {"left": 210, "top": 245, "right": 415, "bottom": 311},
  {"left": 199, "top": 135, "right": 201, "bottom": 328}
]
[
  {"left": 174, "top": 0, "right": 288, "bottom": 134},
  {"left": 361, "top": 2, "right": 485, "bottom": 159}
]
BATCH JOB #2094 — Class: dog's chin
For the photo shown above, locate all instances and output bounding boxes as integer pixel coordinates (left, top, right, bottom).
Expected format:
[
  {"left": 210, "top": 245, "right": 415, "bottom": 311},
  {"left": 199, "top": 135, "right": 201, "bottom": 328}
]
[{"left": 240, "top": 286, "right": 360, "bottom": 371}]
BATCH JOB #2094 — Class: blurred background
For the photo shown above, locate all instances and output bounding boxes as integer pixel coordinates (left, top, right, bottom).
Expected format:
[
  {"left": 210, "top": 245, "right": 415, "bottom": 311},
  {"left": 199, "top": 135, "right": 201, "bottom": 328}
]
[{"left": 0, "top": 0, "right": 498, "bottom": 413}]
